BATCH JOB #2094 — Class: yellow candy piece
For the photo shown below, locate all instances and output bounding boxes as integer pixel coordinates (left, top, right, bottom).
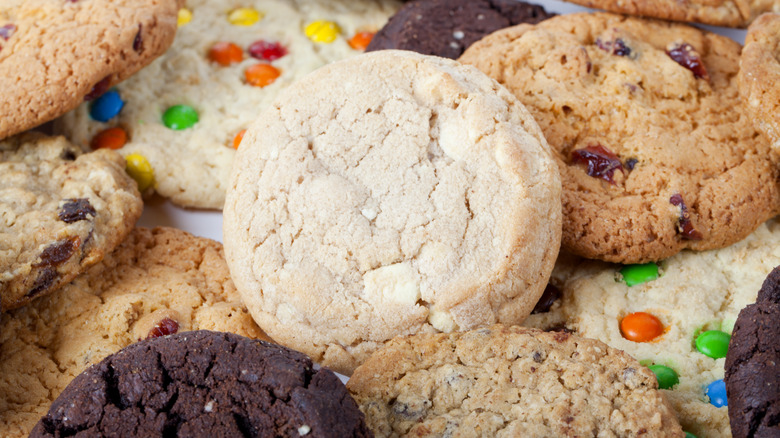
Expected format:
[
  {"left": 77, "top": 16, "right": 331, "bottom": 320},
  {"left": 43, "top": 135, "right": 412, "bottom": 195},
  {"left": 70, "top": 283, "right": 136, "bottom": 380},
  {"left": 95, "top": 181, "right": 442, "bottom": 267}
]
[
  {"left": 305, "top": 20, "right": 340, "bottom": 44},
  {"left": 125, "top": 153, "right": 155, "bottom": 192},
  {"left": 228, "top": 8, "right": 263, "bottom": 26},
  {"left": 177, "top": 8, "right": 192, "bottom": 27}
]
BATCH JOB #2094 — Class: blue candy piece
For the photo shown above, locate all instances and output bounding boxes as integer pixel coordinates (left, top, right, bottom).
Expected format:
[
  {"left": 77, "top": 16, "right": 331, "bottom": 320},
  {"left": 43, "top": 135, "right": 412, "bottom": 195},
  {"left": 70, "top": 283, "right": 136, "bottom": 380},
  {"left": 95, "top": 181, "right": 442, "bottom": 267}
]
[
  {"left": 706, "top": 379, "right": 728, "bottom": 407},
  {"left": 90, "top": 90, "right": 124, "bottom": 122}
]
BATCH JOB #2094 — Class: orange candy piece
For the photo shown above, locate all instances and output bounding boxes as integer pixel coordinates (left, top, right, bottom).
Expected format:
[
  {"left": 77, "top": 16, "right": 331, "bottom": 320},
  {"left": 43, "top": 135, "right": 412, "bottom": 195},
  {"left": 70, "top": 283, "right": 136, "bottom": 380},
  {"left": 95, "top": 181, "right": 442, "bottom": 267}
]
[
  {"left": 620, "top": 312, "right": 664, "bottom": 342},
  {"left": 233, "top": 129, "right": 246, "bottom": 149},
  {"left": 348, "top": 31, "right": 374, "bottom": 51},
  {"left": 209, "top": 42, "right": 244, "bottom": 66},
  {"left": 245, "top": 64, "right": 280, "bottom": 87},
  {"left": 91, "top": 127, "right": 127, "bottom": 150}
]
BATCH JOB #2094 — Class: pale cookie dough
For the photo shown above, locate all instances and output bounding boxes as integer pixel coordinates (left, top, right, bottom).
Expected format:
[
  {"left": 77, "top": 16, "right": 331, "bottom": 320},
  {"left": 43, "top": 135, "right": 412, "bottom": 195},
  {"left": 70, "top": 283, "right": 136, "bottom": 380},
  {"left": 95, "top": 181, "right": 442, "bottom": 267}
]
[
  {"left": 57, "top": 0, "right": 402, "bottom": 209},
  {"left": 0, "top": 0, "right": 181, "bottom": 139},
  {"left": 0, "top": 133, "right": 142, "bottom": 312},
  {"left": 347, "top": 325, "right": 684, "bottom": 437},
  {"left": 740, "top": 12, "right": 780, "bottom": 149},
  {"left": 460, "top": 13, "right": 780, "bottom": 264},
  {"left": 224, "top": 50, "right": 562, "bottom": 375},
  {"left": 562, "top": 0, "right": 780, "bottom": 28},
  {"left": 525, "top": 217, "right": 780, "bottom": 438},
  {"left": 0, "top": 227, "right": 269, "bottom": 438}
]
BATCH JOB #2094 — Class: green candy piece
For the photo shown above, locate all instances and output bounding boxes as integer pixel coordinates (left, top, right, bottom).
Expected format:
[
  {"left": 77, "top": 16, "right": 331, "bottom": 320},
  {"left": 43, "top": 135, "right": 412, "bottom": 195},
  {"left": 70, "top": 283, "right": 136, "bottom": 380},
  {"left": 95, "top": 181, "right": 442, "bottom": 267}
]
[
  {"left": 695, "top": 330, "right": 731, "bottom": 359},
  {"left": 163, "top": 105, "right": 199, "bottom": 130},
  {"left": 684, "top": 432, "right": 697, "bottom": 438},
  {"left": 647, "top": 364, "right": 679, "bottom": 389},
  {"left": 620, "top": 263, "right": 659, "bottom": 286}
]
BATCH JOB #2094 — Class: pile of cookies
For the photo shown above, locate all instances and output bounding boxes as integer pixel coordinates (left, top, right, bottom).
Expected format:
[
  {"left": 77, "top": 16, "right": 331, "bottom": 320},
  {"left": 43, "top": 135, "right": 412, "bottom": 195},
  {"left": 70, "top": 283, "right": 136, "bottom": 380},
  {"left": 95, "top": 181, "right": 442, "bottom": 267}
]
[{"left": 1, "top": 0, "right": 779, "bottom": 437}]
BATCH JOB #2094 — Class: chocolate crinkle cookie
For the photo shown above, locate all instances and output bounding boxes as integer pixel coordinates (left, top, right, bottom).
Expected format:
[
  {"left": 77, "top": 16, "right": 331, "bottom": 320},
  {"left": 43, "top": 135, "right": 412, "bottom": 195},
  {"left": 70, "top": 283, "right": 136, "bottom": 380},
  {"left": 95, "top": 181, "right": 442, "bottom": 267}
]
[
  {"left": 29, "top": 331, "right": 371, "bottom": 438},
  {"left": 725, "top": 266, "right": 780, "bottom": 438}
]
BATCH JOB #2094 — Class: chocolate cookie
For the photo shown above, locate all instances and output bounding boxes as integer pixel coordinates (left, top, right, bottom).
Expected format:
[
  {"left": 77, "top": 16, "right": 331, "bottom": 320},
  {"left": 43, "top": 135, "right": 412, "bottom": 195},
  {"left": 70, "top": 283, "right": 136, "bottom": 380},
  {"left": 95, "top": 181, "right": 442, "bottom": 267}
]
[
  {"left": 30, "top": 330, "right": 370, "bottom": 438},
  {"left": 366, "top": 0, "right": 553, "bottom": 59},
  {"left": 725, "top": 266, "right": 780, "bottom": 438}
]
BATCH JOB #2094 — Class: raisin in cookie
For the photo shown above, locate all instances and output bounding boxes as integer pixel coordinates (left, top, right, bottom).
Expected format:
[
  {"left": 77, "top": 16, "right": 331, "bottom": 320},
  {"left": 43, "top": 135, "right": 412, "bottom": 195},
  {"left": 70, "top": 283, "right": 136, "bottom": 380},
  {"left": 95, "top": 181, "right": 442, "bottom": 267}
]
[
  {"left": 740, "top": 12, "right": 780, "bottom": 150},
  {"left": 56, "top": 0, "right": 402, "bottom": 209},
  {"left": 460, "top": 13, "right": 780, "bottom": 264},
  {"left": 0, "top": 227, "right": 268, "bottom": 437},
  {"left": 0, "top": 133, "right": 142, "bottom": 311},
  {"left": 223, "top": 50, "right": 561, "bottom": 375},
  {"left": 0, "top": 0, "right": 181, "bottom": 139},
  {"left": 30, "top": 331, "right": 369, "bottom": 438},
  {"left": 347, "top": 325, "right": 683, "bottom": 437}
]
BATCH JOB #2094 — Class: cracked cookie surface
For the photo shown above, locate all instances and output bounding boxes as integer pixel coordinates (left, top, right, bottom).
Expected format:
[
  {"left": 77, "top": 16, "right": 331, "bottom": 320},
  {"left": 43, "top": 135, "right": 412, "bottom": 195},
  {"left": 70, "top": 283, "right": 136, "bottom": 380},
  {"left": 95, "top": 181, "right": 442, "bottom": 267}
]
[
  {"left": 347, "top": 325, "right": 683, "bottom": 437},
  {"left": 460, "top": 12, "right": 780, "bottom": 264},
  {"left": 740, "top": 12, "right": 780, "bottom": 150},
  {"left": 0, "top": 227, "right": 268, "bottom": 437},
  {"left": 30, "top": 330, "right": 369, "bottom": 438},
  {"left": 0, "top": 0, "right": 180, "bottom": 139},
  {"left": 0, "top": 133, "right": 142, "bottom": 311},
  {"left": 223, "top": 50, "right": 561, "bottom": 375}
]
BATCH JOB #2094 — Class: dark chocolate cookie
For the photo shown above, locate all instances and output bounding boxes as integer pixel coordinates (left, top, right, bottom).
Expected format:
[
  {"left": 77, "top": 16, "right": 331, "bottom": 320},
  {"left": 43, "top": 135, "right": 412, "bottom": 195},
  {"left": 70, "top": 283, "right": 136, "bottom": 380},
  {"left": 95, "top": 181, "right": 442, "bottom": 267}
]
[
  {"left": 725, "top": 266, "right": 780, "bottom": 438},
  {"left": 30, "top": 331, "right": 371, "bottom": 438},
  {"left": 365, "top": 0, "right": 553, "bottom": 59}
]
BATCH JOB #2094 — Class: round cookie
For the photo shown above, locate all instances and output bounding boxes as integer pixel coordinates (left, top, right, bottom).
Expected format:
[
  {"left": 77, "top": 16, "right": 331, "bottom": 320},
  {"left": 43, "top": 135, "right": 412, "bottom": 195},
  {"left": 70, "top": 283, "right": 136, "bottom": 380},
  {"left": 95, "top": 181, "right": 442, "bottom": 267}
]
[
  {"left": 347, "top": 325, "right": 684, "bottom": 437},
  {"left": 739, "top": 13, "right": 780, "bottom": 150},
  {"left": 460, "top": 12, "right": 780, "bottom": 264},
  {"left": 0, "top": 227, "right": 268, "bottom": 437},
  {"left": 0, "top": 0, "right": 181, "bottom": 139},
  {"left": 30, "top": 331, "right": 370, "bottom": 438},
  {"left": 0, "top": 133, "right": 142, "bottom": 311},
  {"left": 724, "top": 266, "right": 780, "bottom": 438},
  {"left": 56, "top": 0, "right": 402, "bottom": 209},
  {"left": 561, "top": 0, "right": 780, "bottom": 28},
  {"left": 365, "top": 0, "right": 554, "bottom": 59},
  {"left": 524, "top": 217, "right": 780, "bottom": 438},
  {"left": 223, "top": 50, "right": 561, "bottom": 375}
]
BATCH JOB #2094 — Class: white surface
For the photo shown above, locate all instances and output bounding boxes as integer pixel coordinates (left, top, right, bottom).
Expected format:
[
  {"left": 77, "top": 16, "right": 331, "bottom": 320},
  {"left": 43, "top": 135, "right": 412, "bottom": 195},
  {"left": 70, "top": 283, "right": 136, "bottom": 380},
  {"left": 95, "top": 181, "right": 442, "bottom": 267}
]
[{"left": 140, "top": 0, "right": 747, "bottom": 242}]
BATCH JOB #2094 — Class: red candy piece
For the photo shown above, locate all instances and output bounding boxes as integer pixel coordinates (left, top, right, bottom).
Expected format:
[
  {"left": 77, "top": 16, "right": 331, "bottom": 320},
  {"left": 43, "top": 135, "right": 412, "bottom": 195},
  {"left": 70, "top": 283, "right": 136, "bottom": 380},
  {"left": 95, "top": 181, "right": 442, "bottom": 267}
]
[
  {"left": 248, "top": 40, "right": 287, "bottom": 61},
  {"left": 620, "top": 312, "right": 664, "bottom": 342},
  {"left": 146, "top": 317, "right": 179, "bottom": 339},
  {"left": 233, "top": 129, "right": 246, "bottom": 149},
  {"left": 245, "top": 64, "right": 280, "bottom": 87},
  {"left": 670, "top": 194, "right": 703, "bottom": 240},
  {"left": 209, "top": 41, "right": 244, "bottom": 66},
  {"left": 91, "top": 127, "right": 128, "bottom": 150},
  {"left": 666, "top": 42, "right": 709, "bottom": 80},
  {"left": 349, "top": 32, "right": 374, "bottom": 51},
  {"left": 570, "top": 144, "right": 625, "bottom": 184}
]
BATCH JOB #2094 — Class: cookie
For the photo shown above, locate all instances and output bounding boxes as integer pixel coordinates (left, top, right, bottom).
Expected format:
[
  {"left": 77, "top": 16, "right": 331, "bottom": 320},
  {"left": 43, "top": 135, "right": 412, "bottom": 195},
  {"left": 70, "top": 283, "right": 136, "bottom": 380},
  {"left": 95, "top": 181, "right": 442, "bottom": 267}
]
[
  {"left": 347, "top": 325, "right": 683, "bottom": 437},
  {"left": 0, "top": 133, "right": 142, "bottom": 311},
  {"left": 524, "top": 217, "right": 780, "bottom": 437},
  {"left": 562, "top": 0, "right": 780, "bottom": 27},
  {"left": 0, "top": 0, "right": 181, "bottom": 139},
  {"left": 724, "top": 266, "right": 780, "bottom": 438},
  {"left": 365, "top": 0, "right": 553, "bottom": 59},
  {"left": 30, "top": 330, "right": 369, "bottom": 438},
  {"left": 460, "top": 12, "right": 780, "bottom": 264},
  {"left": 739, "top": 13, "right": 780, "bottom": 150},
  {"left": 55, "top": 0, "right": 402, "bottom": 209},
  {"left": 0, "top": 227, "right": 268, "bottom": 437},
  {"left": 223, "top": 50, "right": 561, "bottom": 375}
]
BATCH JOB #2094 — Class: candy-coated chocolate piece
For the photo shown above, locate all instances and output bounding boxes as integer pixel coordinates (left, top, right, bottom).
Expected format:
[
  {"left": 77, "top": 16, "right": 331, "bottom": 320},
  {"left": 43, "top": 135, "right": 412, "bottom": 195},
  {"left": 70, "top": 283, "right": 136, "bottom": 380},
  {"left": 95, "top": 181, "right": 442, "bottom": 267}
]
[
  {"left": 228, "top": 8, "right": 263, "bottom": 26},
  {"left": 89, "top": 91, "right": 124, "bottom": 122},
  {"left": 177, "top": 8, "right": 192, "bottom": 27},
  {"left": 163, "top": 105, "right": 199, "bottom": 130},
  {"left": 684, "top": 433, "right": 697, "bottom": 438},
  {"left": 706, "top": 379, "right": 727, "bottom": 407},
  {"left": 620, "top": 312, "right": 664, "bottom": 342},
  {"left": 620, "top": 262, "right": 659, "bottom": 286},
  {"left": 349, "top": 32, "right": 374, "bottom": 50},
  {"left": 245, "top": 64, "right": 280, "bottom": 87},
  {"left": 125, "top": 153, "right": 155, "bottom": 192},
  {"left": 91, "top": 127, "right": 127, "bottom": 150},
  {"left": 209, "top": 42, "right": 243, "bottom": 66},
  {"left": 647, "top": 364, "right": 679, "bottom": 389},
  {"left": 695, "top": 330, "right": 730, "bottom": 359},
  {"left": 248, "top": 40, "right": 287, "bottom": 61},
  {"left": 233, "top": 129, "right": 246, "bottom": 149},
  {"left": 305, "top": 20, "right": 340, "bottom": 43}
]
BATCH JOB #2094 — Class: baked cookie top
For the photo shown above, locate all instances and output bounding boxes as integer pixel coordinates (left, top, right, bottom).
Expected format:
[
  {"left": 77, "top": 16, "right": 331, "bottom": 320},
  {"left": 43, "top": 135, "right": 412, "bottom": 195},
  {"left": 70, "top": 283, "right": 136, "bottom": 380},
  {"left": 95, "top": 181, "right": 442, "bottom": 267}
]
[
  {"left": 347, "top": 325, "right": 683, "bottom": 437},
  {"left": 30, "top": 330, "right": 370, "bottom": 438},
  {"left": 223, "top": 50, "right": 561, "bottom": 375},
  {"left": 365, "top": 0, "right": 553, "bottom": 59},
  {"left": 725, "top": 265, "right": 780, "bottom": 438},
  {"left": 460, "top": 12, "right": 780, "bottom": 264},
  {"left": 0, "top": 0, "right": 181, "bottom": 140},
  {"left": 525, "top": 217, "right": 780, "bottom": 438},
  {"left": 0, "top": 133, "right": 142, "bottom": 311},
  {"left": 740, "top": 12, "right": 780, "bottom": 149},
  {"left": 562, "top": 0, "right": 780, "bottom": 27},
  {"left": 56, "top": 0, "right": 402, "bottom": 209},
  {"left": 0, "top": 227, "right": 268, "bottom": 437}
]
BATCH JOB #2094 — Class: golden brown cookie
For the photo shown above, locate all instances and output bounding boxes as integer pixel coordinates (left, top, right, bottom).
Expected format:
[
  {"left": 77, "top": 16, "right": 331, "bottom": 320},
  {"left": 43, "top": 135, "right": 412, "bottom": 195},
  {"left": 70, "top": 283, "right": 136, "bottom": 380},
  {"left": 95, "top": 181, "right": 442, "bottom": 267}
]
[
  {"left": 460, "top": 12, "right": 780, "bottom": 264},
  {"left": 740, "top": 12, "right": 780, "bottom": 149}
]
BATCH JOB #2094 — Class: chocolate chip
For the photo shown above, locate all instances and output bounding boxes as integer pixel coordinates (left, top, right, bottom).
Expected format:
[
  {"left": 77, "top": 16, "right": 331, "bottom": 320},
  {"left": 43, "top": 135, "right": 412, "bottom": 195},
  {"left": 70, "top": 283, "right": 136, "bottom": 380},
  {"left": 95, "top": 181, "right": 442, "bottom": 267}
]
[
  {"left": 133, "top": 24, "right": 143, "bottom": 53},
  {"left": 532, "top": 351, "right": 543, "bottom": 363},
  {"left": 58, "top": 198, "right": 96, "bottom": 223},
  {"left": 670, "top": 194, "right": 703, "bottom": 240},
  {"left": 532, "top": 284, "right": 562, "bottom": 314}
]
